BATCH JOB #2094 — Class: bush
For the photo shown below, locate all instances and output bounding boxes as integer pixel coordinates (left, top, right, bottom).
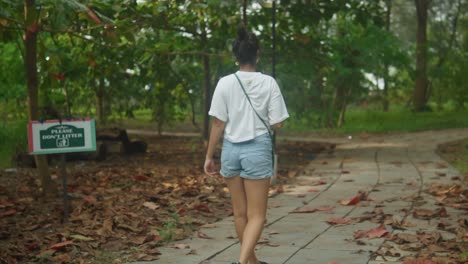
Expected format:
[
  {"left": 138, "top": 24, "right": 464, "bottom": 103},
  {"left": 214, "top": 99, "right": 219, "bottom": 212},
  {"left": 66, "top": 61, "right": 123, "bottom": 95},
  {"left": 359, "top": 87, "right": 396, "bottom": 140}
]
[{"left": 0, "top": 119, "right": 28, "bottom": 168}]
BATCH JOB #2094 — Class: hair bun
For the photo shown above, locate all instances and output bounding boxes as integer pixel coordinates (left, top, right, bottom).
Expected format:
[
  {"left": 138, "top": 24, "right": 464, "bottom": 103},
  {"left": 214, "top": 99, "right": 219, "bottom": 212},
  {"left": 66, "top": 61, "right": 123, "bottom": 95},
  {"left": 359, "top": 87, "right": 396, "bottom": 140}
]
[{"left": 237, "top": 24, "right": 248, "bottom": 41}]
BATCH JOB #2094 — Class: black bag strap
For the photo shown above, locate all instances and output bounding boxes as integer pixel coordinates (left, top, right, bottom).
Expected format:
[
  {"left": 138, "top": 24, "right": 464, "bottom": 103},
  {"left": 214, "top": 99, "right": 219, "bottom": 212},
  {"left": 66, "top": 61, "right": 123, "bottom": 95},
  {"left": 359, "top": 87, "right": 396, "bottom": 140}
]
[{"left": 234, "top": 73, "right": 273, "bottom": 139}]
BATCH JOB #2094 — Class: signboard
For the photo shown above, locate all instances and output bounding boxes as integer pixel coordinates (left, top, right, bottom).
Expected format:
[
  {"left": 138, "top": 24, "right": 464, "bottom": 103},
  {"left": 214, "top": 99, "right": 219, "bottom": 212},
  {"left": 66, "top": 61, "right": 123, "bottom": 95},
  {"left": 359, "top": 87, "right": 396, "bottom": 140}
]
[{"left": 28, "top": 119, "right": 96, "bottom": 155}]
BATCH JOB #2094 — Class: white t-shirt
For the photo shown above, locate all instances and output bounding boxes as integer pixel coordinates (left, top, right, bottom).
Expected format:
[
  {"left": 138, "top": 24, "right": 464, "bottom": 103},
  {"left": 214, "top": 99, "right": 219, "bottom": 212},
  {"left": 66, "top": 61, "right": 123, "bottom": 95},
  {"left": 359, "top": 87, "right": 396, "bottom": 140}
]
[{"left": 209, "top": 71, "right": 289, "bottom": 143}]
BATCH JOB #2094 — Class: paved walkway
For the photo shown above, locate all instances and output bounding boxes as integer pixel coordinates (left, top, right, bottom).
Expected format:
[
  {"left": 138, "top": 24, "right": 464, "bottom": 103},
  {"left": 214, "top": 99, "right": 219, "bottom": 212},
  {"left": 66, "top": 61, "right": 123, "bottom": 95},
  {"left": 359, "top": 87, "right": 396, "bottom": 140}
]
[{"left": 133, "top": 128, "right": 468, "bottom": 264}]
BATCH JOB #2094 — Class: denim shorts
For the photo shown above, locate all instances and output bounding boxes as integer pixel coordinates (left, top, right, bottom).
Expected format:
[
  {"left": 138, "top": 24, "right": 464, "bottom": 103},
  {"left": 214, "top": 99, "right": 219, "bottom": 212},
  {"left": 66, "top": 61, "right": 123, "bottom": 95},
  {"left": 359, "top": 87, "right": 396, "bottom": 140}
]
[{"left": 220, "top": 133, "right": 273, "bottom": 180}]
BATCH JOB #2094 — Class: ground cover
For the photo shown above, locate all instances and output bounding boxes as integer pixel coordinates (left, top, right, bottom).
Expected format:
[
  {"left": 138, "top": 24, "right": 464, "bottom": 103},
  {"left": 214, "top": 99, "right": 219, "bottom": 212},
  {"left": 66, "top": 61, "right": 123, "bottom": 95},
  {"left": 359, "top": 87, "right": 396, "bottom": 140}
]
[{"left": 0, "top": 135, "right": 332, "bottom": 263}]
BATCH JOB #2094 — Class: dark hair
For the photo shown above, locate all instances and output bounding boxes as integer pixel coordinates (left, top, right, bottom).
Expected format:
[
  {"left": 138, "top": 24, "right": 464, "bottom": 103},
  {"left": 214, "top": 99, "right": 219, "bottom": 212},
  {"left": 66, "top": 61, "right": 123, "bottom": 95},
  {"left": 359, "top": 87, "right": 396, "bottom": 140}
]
[{"left": 232, "top": 24, "right": 260, "bottom": 66}]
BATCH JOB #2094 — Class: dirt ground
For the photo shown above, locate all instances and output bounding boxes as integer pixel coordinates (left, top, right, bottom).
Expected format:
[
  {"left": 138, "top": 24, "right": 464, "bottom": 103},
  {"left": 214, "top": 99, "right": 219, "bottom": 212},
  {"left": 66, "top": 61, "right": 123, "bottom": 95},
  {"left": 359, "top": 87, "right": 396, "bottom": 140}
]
[{"left": 0, "top": 135, "right": 333, "bottom": 263}]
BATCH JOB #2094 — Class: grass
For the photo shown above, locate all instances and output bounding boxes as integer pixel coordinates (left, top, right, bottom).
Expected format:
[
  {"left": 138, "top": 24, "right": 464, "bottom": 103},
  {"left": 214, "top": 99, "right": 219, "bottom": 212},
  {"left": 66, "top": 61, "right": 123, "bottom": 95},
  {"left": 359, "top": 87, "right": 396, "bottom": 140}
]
[
  {"left": 449, "top": 139, "right": 468, "bottom": 174},
  {"left": 285, "top": 108, "right": 468, "bottom": 136}
]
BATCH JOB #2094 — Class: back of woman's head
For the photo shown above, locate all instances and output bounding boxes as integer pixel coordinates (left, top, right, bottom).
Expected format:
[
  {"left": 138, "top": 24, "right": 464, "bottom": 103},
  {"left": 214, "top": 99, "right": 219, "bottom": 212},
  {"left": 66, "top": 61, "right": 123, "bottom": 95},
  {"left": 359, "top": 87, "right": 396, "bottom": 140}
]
[{"left": 232, "top": 24, "right": 260, "bottom": 66}]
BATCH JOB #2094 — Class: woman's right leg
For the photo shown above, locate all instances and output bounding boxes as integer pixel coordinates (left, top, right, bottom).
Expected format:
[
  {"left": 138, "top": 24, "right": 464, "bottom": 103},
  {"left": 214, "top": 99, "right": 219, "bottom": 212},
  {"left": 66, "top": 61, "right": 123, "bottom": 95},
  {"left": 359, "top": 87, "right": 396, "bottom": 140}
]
[
  {"left": 225, "top": 176, "right": 259, "bottom": 264},
  {"left": 238, "top": 178, "right": 270, "bottom": 264}
]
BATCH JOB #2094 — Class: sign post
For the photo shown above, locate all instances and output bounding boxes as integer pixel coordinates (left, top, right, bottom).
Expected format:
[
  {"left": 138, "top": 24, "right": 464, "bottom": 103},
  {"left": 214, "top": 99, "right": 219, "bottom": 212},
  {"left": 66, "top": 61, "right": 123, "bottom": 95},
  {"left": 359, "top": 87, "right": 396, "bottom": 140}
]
[{"left": 28, "top": 119, "right": 96, "bottom": 222}]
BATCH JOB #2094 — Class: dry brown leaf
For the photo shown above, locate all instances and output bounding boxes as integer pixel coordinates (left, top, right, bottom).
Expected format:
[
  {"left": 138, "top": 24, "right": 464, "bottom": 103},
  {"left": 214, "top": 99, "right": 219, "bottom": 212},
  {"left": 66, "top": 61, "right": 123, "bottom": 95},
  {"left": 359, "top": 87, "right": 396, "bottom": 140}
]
[
  {"left": 326, "top": 218, "right": 351, "bottom": 225},
  {"left": 197, "top": 231, "right": 213, "bottom": 239},
  {"left": 168, "top": 243, "right": 190, "bottom": 249}
]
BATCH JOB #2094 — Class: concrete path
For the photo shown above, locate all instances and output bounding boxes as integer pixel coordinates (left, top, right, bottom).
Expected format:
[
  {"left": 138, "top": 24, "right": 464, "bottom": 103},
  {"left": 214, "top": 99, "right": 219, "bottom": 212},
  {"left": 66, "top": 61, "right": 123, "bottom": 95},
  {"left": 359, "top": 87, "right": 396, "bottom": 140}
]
[{"left": 133, "top": 128, "right": 468, "bottom": 264}]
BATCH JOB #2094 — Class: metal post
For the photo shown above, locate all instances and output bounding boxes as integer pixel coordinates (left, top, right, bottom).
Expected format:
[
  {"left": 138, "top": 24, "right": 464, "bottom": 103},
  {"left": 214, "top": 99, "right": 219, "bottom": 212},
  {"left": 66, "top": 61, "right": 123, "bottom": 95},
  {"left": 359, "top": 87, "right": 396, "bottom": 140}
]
[
  {"left": 272, "top": 1, "right": 277, "bottom": 147},
  {"left": 272, "top": 0, "right": 276, "bottom": 79},
  {"left": 59, "top": 154, "right": 69, "bottom": 223}
]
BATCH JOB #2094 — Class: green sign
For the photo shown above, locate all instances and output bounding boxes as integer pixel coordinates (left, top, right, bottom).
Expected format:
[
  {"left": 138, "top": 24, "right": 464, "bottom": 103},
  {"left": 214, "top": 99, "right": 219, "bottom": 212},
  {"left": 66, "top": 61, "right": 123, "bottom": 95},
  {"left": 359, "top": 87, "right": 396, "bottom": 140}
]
[
  {"left": 39, "top": 124, "right": 85, "bottom": 149},
  {"left": 28, "top": 119, "right": 96, "bottom": 155}
]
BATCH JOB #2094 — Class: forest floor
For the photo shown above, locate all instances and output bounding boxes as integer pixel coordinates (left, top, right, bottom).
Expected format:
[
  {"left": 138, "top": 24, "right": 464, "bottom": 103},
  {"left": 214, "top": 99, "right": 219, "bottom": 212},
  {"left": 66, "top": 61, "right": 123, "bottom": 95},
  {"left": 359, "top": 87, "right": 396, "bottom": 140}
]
[{"left": 0, "top": 133, "right": 334, "bottom": 263}]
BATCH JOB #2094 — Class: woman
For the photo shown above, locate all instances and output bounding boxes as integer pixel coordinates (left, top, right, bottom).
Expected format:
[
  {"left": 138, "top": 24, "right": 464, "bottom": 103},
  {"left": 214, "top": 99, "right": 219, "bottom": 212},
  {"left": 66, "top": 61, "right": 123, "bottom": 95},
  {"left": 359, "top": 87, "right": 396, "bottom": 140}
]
[{"left": 204, "top": 25, "right": 289, "bottom": 264}]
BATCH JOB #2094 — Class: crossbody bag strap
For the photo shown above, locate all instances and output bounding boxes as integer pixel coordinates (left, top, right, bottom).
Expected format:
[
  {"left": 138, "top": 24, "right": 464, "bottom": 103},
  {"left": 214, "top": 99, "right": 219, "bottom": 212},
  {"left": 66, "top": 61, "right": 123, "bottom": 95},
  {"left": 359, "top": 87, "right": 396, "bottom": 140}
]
[{"left": 233, "top": 73, "right": 273, "bottom": 138}]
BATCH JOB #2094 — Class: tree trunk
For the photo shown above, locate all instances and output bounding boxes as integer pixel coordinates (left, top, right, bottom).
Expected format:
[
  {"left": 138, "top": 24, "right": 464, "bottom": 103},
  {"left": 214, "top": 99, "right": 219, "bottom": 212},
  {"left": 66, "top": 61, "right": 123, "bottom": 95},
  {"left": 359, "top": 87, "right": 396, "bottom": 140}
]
[
  {"left": 333, "top": 82, "right": 346, "bottom": 128},
  {"left": 96, "top": 78, "right": 106, "bottom": 125},
  {"left": 413, "top": 0, "right": 429, "bottom": 111},
  {"left": 202, "top": 53, "right": 211, "bottom": 141},
  {"left": 63, "top": 81, "right": 72, "bottom": 117},
  {"left": 24, "top": 0, "right": 54, "bottom": 195},
  {"left": 383, "top": 0, "right": 392, "bottom": 112},
  {"left": 242, "top": 0, "right": 248, "bottom": 26}
]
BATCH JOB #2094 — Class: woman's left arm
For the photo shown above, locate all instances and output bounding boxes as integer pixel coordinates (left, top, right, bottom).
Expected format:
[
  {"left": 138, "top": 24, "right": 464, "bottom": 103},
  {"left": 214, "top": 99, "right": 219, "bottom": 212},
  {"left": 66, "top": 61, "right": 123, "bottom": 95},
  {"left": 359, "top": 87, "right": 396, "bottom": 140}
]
[{"left": 204, "top": 117, "right": 226, "bottom": 176}]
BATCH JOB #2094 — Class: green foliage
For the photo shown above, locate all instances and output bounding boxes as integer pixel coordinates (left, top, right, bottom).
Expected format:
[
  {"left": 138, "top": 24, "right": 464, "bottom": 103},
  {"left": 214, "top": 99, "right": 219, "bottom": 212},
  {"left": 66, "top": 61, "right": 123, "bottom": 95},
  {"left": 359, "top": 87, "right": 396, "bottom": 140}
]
[
  {"left": 0, "top": 0, "right": 466, "bottom": 138},
  {"left": 0, "top": 119, "right": 27, "bottom": 168}
]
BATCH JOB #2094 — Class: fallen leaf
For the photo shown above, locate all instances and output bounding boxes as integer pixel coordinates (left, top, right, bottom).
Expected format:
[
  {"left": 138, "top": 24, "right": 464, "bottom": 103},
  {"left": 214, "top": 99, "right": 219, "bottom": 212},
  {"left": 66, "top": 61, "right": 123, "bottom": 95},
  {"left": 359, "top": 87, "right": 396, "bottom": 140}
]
[
  {"left": 133, "top": 175, "right": 149, "bottom": 181},
  {"left": 52, "top": 253, "right": 71, "bottom": 263},
  {"left": 413, "top": 207, "right": 448, "bottom": 219},
  {"left": 143, "top": 201, "right": 159, "bottom": 210},
  {"left": 307, "top": 189, "right": 319, "bottom": 192},
  {"left": 83, "top": 195, "right": 97, "bottom": 204},
  {"left": 354, "top": 226, "right": 388, "bottom": 239},
  {"left": 340, "top": 193, "right": 365, "bottom": 206},
  {"left": 50, "top": 240, "right": 73, "bottom": 250},
  {"left": 310, "top": 181, "right": 327, "bottom": 186},
  {"left": 197, "top": 231, "right": 213, "bottom": 239},
  {"left": 69, "top": 234, "right": 94, "bottom": 241},
  {"left": 290, "top": 206, "right": 334, "bottom": 213},
  {"left": 168, "top": 243, "right": 190, "bottom": 249},
  {"left": 194, "top": 203, "right": 212, "bottom": 213},
  {"left": 0, "top": 209, "right": 16, "bottom": 217},
  {"left": 326, "top": 218, "right": 351, "bottom": 225}
]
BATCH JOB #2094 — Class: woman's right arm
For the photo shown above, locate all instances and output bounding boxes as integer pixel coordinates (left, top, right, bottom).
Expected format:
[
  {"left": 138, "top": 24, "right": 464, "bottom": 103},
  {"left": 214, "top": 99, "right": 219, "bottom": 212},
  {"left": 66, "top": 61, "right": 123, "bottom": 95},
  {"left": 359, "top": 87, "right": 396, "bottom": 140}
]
[
  {"left": 271, "top": 122, "right": 283, "bottom": 130},
  {"left": 204, "top": 118, "right": 225, "bottom": 176}
]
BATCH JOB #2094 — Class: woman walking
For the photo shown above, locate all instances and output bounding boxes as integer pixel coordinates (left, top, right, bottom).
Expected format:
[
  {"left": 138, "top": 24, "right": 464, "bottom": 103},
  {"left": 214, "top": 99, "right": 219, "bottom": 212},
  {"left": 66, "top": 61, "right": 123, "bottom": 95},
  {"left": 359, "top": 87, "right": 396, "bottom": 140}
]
[{"left": 204, "top": 25, "right": 289, "bottom": 264}]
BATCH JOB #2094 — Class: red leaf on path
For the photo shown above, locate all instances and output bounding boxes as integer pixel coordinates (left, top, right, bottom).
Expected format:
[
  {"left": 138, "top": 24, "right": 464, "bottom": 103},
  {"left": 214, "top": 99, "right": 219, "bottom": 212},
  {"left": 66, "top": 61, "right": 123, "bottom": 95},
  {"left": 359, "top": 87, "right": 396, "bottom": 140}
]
[
  {"left": 291, "top": 206, "right": 334, "bottom": 213},
  {"left": 307, "top": 189, "right": 319, "bottom": 192},
  {"left": 86, "top": 7, "right": 102, "bottom": 25},
  {"left": 50, "top": 240, "right": 73, "bottom": 250},
  {"left": 340, "top": 193, "right": 364, "bottom": 205},
  {"left": 326, "top": 218, "right": 351, "bottom": 225},
  {"left": 133, "top": 175, "right": 149, "bottom": 181},
  {"left": 311, "top": 181, "right": 327, "bottom": 186},
  {"left": 403, "top": 259, "right": 436, "bottom": 264},
  {"left": 297, "top": 194, "right": 306, "bottom": 198},
  {"left": 197, "top": 231, "right": 213, "bottom": 239},
  {"left": 0, "top": 209, "right": 16, "bottom": 217},
  {"left": 354, "top": 226, "right": 388, "bottom": 239}
]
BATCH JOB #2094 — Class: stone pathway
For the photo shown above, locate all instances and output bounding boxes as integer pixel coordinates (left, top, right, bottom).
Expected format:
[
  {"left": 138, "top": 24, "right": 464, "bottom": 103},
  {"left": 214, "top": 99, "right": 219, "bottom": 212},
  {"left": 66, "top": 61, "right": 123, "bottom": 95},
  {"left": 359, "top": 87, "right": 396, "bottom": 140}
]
[{"left": 132, "top": 128, "right": 468, "bottom": 264}]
